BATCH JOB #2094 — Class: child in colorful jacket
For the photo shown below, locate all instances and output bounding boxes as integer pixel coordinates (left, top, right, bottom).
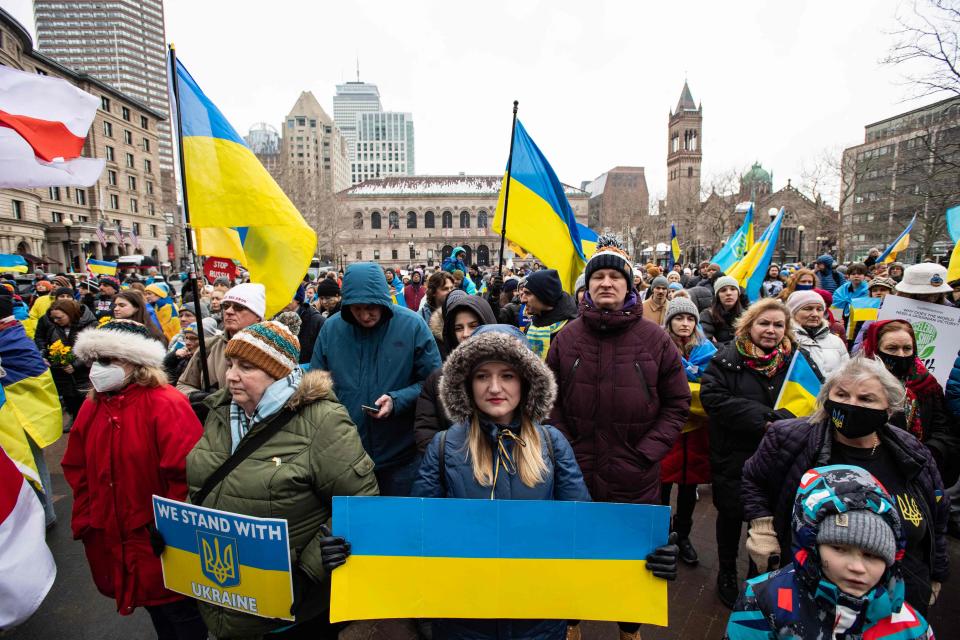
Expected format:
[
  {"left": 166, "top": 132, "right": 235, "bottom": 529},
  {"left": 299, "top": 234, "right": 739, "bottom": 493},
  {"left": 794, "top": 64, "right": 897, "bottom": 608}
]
[{"left": 725, "top": 464, "right": 934, "bottom": 640}]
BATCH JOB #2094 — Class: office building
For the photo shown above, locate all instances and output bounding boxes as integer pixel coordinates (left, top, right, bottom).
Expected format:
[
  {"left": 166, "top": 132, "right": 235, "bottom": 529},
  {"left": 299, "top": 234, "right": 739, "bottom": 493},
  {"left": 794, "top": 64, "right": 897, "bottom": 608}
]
[
  {"left": 333, "top": 80, "right": 382, "bottom": 162},
  {"left": 352, "top": 111, "right": 415, "bottom": 184}
]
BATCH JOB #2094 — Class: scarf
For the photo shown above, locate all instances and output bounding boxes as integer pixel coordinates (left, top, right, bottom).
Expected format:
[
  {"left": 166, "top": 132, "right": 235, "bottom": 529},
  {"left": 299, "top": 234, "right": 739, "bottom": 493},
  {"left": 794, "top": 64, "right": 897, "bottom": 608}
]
[
  {"left": 229, "top": 367, "right": 303, "bottom": 453},
  {"left": 736, "top": 335, "right": 791, "bottom": 378},
  {"left": 680, "top": 338, "right": 717, "bottom": 382},
  {"left": 902, "top": 358, "right": 941, "bottom": 440}
]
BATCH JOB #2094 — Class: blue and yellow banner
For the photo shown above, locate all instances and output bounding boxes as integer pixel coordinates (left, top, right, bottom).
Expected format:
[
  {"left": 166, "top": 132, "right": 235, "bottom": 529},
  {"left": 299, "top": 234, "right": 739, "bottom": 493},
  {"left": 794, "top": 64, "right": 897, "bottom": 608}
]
[
  {"left": 0, "top": 322, "right": 62, "bottom": 486},
  {"left": 727, "top": 207, "right": 785, "bottom": 301},
  {"left": 153, "top": 496, "right": 294, "bottom": 620},
  {"left": 848, "top": 296, "right": 882, "bottom": 340},
  {"left": 493, "top": 120, "right": 586, "bottom": 292},
  {"left": 331, "top": 496, "right": 670, "bottom": 625},
  {"left": 0, "top": 254, "right": 29, "bottom": 274},
  {"left": 577, "top": 223, "right": 599, "bottom": 259},
  {"left": 669, "top": 224, "right": 681, "bottom": 269},
  {"left": 174, "top": 57, "right": 316, "bottom": 318},
  {"left": 774, "top": 350, "right": 822, "bottom": 418},
  {"left": 710, "top": 203, "right": 754, "bottom": 272},
  {"left": 86, "top": 258, "right": 117, "bottom": 276},
  {"left": 878, "top": 213, "right": 916, "bottom": 264}
]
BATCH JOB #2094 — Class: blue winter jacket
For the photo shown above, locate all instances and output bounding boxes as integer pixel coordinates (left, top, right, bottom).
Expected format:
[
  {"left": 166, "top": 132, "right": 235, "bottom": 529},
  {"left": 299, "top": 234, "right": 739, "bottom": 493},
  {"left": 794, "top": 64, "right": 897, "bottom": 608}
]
[
  {"left": 311, "top": 262, "right": 442, "bottom": 469},
  {"left": 947, "top": 351, "right": 960, "bottom": 418},
  {"left": 411, "top": 418, "right": 590, "bottom": 640},
  {"left": 442, "top": 246, "right": 477, "bottom": 294},
  {"left": 830, "top": 280, "right": 869, "bottom": 317}
]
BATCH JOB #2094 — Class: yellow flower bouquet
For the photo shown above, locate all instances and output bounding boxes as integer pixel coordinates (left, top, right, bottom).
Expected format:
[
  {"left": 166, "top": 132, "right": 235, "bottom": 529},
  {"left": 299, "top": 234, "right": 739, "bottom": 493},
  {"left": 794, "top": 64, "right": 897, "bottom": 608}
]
[{"left": 48, "top": 339, "right": 76, "bottom": 367}]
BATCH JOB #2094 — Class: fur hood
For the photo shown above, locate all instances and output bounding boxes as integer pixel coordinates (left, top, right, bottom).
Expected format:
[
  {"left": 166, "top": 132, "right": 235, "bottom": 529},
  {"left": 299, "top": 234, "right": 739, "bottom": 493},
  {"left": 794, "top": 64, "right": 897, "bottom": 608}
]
[
  {"left": 286, "top": 369, "right": 334, "bottom": 410},
  {"left": 429, "top": 307, "right": 444, "bottom": 341},
  {"left": 74, "top": 325, "right": 166, "bottom": 368},
  {"left": 438, "top": 326, "right": 556, "bottom": 424}
]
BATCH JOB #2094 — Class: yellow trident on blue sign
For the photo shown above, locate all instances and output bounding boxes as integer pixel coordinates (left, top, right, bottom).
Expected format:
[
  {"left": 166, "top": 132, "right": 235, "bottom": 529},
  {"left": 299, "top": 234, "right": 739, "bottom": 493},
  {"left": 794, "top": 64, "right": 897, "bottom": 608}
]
[{"left": 199, "top": 532, "right": 240, "bottom": 587}]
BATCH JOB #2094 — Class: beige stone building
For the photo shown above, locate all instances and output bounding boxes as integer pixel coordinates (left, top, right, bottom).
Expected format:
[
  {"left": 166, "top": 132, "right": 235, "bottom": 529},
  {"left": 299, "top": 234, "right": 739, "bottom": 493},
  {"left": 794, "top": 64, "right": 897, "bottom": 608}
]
[
  {"left": 281, "top": 92, "right": 351, "bottom": 193},
  {"left": 0, "top": 8, "right": 169, "bottom": 272},
  {"left": 337, "top": 175, "right": 589, "bottom": 271}
]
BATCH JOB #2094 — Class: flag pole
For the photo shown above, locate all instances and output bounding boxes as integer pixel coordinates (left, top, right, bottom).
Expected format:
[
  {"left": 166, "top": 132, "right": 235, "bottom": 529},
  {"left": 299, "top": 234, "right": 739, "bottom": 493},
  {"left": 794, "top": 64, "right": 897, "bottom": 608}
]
[
  {"left": 168, "top": 43, "right": 210, "bottom": 392},
  {"left": 497, "top": 100, "right": 519, "bottom": 278}
]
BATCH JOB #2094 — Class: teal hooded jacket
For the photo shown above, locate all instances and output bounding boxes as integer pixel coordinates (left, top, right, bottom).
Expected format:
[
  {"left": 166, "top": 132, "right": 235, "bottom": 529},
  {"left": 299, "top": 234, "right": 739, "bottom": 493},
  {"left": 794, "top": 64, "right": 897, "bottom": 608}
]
[{"left": 310, "top": 262, "right": 442, "bottom": 468}]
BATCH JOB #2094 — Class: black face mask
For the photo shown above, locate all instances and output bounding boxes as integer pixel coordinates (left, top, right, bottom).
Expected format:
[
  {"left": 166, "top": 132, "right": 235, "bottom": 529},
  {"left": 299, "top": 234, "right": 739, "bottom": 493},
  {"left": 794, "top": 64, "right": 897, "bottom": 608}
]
[
  {"left": 825, "top": 399, "right": 887, "bottom": 439},
  {"left": 878, "top": 350, "right": 913, "bottom": 378},
  {"left": 794, "top": 283, "right": 815, "bottom": 290}
]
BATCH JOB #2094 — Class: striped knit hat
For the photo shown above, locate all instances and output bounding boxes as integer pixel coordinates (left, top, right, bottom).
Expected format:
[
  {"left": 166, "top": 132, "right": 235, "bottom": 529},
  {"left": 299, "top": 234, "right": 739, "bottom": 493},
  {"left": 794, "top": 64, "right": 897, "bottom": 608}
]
[
  {"left": 224, "top": 321, "right": 300, "bottom": 380},
  {"left": 584, "top": 234, "right": 633, "bottom": 285}
]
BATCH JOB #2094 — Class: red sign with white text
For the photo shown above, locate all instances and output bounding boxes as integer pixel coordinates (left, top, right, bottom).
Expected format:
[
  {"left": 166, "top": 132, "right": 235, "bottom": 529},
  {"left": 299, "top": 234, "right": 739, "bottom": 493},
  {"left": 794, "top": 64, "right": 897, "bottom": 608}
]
[{"left": 203, "top": 256, "right": 237, "bottom": 284}]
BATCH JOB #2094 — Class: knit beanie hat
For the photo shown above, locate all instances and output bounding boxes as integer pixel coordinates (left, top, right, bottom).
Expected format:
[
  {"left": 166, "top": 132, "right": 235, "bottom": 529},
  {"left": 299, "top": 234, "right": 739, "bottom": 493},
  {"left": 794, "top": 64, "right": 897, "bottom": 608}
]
[
  {"left": 182, "top": 322, "right": 199, "bottom": 336},
  {"left": 99, "top": 276, "right": 121, "bottom": 291},
  {"left": 222, "top": 283, "right": 266, "bottom": 320},
  {"left": 868, "top": 277, "right": 896, "bottom": 292},
  {"left": 35, "top": 279, "right": 53, "bottom": 293},
  {"left": 650, "top": 276, "right": 669, "bottom": 289},
  {"left": 53, "top": 287, "right": 74, "bottom": 299},
  {"left": 584, "top": 234, "right": 632, "bottom": 286},
  {"left": 714, "top": 275, "right": 740, "bottom": 294},
  {"left": 52, "top": 275, "right": 72, "bottom": 289},
  {"left": 272, "top": 310, "right": 302, "bottom": 337},
  {"left": 74, "top": 319, "right": 166, "bottom": 367},
  {"left": 315, "top": 278, "right": 341, "bottom": 297},
  {"left": 225, "top": 320, "right": 300, "bottom": 380},
  {"left": 145, "top": 282, "right": 170, "bottom": 298},
  {"left": 524, "top": 269, "right": 563, "bottom": 306},
  {"left": 663, "top": 296, "right": 699, "bottom": 328},
  {"left": 817, "top": 510, "right": 897, "bottom": 567},
  {"left": 786, "top": 290, "right": 825, "bottom": 316},
  {"left": 502, "top": 277, "right": 520, "bottom": 295},
  {"left": 574, "top": 272, "right": 586, "bottom": 293},
  {"left": 668, "top": 282, "right": 683, "bottom": 291}
]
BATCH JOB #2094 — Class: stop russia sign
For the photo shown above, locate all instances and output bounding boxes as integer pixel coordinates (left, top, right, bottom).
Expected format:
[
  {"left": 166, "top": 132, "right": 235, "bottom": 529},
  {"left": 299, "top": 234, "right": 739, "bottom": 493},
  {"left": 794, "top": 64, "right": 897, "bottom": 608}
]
[{"left": 203, "top": 257, "right": 237, "bottom": 284}]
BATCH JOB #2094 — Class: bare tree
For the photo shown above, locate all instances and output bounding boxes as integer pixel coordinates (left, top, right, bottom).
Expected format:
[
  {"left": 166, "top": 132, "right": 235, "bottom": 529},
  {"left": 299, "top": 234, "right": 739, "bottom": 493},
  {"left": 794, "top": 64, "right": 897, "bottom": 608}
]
[
  {"left": 884, "top": 0, "right": 960, "bottom": 99},
  {"left": 275, "top": 167, "right": 351, "bottom": 262},
  {"left": 602, "top": 182, "right": 656, "bottom": 262},
  {"left": 697, "top": 168, "right": 743, "bottom": 258}
]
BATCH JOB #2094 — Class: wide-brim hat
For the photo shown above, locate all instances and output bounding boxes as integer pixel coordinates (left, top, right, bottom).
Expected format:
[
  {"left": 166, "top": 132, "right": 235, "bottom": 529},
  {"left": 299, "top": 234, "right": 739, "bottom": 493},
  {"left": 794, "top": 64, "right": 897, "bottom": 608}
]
[{"left": 895, "top": 263, "right": 952, "bottom": 294}]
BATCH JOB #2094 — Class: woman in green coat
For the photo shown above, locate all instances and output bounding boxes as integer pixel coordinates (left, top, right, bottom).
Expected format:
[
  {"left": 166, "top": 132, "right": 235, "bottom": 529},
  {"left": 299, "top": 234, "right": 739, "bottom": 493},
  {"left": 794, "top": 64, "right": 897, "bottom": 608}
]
[{"left": 185, "top": 320, "right": 379, "bottom": 639}]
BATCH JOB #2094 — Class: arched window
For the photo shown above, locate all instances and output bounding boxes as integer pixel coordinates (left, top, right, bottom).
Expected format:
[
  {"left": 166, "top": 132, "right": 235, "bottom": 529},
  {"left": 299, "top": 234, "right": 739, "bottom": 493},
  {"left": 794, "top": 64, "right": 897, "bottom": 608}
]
[
  {"left": 406, "top": 210, "right": 417, "bottom": 229},
  {"left": 371, "top": 211, "right": 381, "bottom": 229},
  {"left": 442, "top": 245, "right": 454, "bottom": 260},
  {"left": 477, "top": 244, "right": 490, "bottom": 266},
  {"left": 16, "top": 241, "right": 29, "bottom": 254},
  {"left": 424, "top": 211, "right": 435, "bottom": 228},
  {"left": 459, "top": 210, "right": 470, "bottom": 228},
  {"left": 460, "top": 245, "right": 472, "bottom": 265},
  {"left": 477, "top": 210, "right": 488, "bottom": 228},
  {"left": 353, "top": 211, "right": 363, "bottom": 229},
  {"left": 442, "top": 210, "right": 453, "bottom": 229},
  {"left": 388, "top": 211, "right": 399, "bottom": 229},
  {"left": 150, "top": 247, "right": 160, "bottom": 261}
]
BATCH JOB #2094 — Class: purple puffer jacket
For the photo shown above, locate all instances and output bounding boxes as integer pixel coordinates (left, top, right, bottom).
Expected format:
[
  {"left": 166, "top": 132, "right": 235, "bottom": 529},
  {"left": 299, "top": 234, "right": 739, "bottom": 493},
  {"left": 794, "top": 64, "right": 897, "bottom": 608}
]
[{"left": 546, "top": 294, "right": 691, "bottom": 504}]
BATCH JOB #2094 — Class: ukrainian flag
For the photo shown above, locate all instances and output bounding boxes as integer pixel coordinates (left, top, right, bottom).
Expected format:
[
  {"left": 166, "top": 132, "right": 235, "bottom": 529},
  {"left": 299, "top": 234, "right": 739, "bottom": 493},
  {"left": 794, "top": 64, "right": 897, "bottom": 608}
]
[
  {"left": 86, "top": 258, "right": 117, "bottom": 276},
  {"left": 774, "top": 350, "right": 821, "bottom": 418},
  {"left": 949, "top": 238, "right": 960, "bottom": 283},
  {"left": 0, "top": 322, "right": 62, "bottom": 486},
  {"left": 0, "top": 254, "right": 28, "bottom": 274},
  {"left": 848, "top": 297, "right": 882, "bottom": 340},
  {"left": 174, "top": 58, "right": 316, "bottom": 317},
  {"left": 493, "top": 121, "right": 585, "bottom": 292},
  {"left": 877, "top": 214, "right": 916, "bottom": 264},
  {"left": 669, "top": 224, "right": 681, "bottom": 269},
  {"left": 577, "top": 223, "right": 598, "bottom": 259},
  {"left": 948, "top": 204, "right": 960, "bottom": 283},
  {"left": 709, "top": 203, "right": 754, "bottom": 272},
  {"left": 331, "top": 496, "right": 670, "bottom": 625},
  {"left": 727, "top": 207, "right": 785, "bottom": 301}
]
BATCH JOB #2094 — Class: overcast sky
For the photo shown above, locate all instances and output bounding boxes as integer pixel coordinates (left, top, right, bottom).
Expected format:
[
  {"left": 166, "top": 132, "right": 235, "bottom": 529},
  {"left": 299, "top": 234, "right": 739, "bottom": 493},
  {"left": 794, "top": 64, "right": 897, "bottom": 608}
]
[{"left": 4, "top": 0, "right": 937, "bottom": 204}]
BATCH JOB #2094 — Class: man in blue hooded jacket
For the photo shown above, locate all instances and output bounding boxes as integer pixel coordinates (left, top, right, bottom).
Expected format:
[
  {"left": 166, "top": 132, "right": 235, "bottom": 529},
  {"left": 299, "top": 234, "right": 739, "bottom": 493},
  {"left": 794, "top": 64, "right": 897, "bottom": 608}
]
[{"left": 311, "top": 262, "right": 442, "bottom": 495}]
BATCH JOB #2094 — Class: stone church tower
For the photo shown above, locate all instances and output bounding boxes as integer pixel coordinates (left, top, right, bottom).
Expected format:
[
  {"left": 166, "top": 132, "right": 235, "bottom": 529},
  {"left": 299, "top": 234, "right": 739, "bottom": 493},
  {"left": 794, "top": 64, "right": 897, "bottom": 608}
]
[{"left": 665, "top": 81, "right": 702, "bottom": 220}]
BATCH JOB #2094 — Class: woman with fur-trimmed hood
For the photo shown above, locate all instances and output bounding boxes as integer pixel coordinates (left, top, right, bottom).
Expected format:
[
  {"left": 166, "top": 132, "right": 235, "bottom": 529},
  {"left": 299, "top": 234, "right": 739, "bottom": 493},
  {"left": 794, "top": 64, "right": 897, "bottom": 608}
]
[
  {"left": 411, "top": 324, "right": 590, "bottom": 639},
  {"left": 62, "top": 319, "right": 207, "bottom": 638},
  {"left": 184, "top": 321, "right": 379, "bottom": 639}
]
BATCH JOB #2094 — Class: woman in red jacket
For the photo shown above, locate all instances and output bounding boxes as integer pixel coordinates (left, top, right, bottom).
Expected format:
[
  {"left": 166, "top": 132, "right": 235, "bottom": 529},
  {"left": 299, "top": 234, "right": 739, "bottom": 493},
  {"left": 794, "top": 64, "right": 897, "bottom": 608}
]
[{"left": 62, "top": 319, "right": 206, "bottom": 639}]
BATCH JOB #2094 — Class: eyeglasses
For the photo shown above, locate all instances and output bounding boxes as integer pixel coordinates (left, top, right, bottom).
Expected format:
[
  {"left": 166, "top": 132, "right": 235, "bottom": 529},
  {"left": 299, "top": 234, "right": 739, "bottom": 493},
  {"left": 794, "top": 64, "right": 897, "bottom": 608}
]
[{"left": 220, "top": 301, "right": 249, "bottom": 313}]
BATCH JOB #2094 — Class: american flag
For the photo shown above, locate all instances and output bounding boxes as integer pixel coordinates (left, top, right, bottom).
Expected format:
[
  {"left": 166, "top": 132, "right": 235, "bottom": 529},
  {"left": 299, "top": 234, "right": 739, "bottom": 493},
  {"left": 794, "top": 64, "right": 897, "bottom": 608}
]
[
  {"left": 113, "top": 220, "right": 123, "bottom": 245},
  {"left": 129, "top": 225, "right": 139, "bottom": 249},
  {"left": 95, "top": 220, "right": 107, "bottom": 247}
]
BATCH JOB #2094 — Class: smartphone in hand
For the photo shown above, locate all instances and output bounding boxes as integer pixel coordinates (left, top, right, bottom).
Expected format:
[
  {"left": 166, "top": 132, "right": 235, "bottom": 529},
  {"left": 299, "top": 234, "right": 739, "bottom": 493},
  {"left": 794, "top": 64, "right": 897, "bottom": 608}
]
[{"left": 361, "top": 404, "right": 379, "bottom": 414}]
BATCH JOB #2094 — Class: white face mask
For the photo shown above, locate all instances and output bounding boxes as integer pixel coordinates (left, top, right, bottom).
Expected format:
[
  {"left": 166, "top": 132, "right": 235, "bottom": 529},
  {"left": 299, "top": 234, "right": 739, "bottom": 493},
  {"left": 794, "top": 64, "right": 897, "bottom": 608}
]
[{"left": 89, "top": 361, "right": 129, "bottom": 393}]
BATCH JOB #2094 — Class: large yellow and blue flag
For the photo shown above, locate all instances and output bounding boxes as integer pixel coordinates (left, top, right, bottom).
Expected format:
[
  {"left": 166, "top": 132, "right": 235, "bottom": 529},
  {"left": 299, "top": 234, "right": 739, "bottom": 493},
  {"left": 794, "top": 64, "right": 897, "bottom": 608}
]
[
  {"left": 577, "top": 223, "right": 598, "bottom": 259},
  {"left": 727, "top": 207, "right": 785, "bottom": 301},
  {"left": 847, "top": 296, "right": 882, "bottom": 340},
  {"left": 877, "top": 213, "right": 916, "bottom": 264},
  {"left": 0, "top": 254, "right": 28, "bottom": 274},
  {"left": 774, "top": 350, "right": 822, "bottom": 418},
  {"left": 331, "top": 496, "right": 670, "bottom": 625},
  {"left": 709, "top": 203, "right": 754, "bottom": 271},
  {"left": 493, "top": 121, "right": 585, "bottom": 292},
  {"left": 0, "top": 321, "right": 62, "bottom": 486},
  {"left": 669, "top": 224, "right": 681, "bottom": 269},
  {"left": 174, "top": 58, "right": 316, "bottom": 317},
  {"left": 86, "top": 258, "right": 117, "bottom": 276}
]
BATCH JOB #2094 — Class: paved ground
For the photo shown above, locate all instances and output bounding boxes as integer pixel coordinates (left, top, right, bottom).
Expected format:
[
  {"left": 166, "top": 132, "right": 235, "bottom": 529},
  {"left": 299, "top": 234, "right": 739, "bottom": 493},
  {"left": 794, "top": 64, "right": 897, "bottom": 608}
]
[{"left": 8, "top": 438, "right": 960, "bottom": 640}]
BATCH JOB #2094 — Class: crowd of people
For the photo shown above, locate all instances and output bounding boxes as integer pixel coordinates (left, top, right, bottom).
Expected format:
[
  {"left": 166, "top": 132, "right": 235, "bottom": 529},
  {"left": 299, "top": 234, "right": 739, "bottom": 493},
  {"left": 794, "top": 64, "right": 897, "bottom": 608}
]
[{"left": 1, "top": 235, "right": 958, "bottom": 640}]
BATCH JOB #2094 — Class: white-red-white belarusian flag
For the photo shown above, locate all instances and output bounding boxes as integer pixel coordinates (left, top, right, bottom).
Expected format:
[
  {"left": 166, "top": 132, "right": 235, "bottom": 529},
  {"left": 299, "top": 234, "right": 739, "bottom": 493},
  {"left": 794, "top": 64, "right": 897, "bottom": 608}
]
[
  {"left": 0, "top": 445, "right": 55, "bottom": 629},
  {"left": 0, "top": 65, "right": 105, "bottom": 188}
]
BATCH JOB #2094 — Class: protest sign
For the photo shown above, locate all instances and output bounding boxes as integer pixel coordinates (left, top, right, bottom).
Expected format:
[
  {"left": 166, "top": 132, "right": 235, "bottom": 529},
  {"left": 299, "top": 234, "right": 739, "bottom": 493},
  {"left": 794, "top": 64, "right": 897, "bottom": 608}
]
[
  {"left": 331, "top": 497, "right": 670, "bottom": 625},
  {"left": 202, "top": 256, "right": 237, "bottom": 284},
  {"left": 878, "top": 294, "right": 960, "bottom": 388},
  {"left": 152, "top": 496, "right": 294, "bottom": 620}
]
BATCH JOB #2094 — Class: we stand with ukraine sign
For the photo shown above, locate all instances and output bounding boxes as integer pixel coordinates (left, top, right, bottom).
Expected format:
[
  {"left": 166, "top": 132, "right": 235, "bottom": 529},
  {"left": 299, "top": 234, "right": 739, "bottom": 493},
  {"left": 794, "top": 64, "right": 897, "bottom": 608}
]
[{"left": 152, "top": 496, "right": 294, "bottom": 620}]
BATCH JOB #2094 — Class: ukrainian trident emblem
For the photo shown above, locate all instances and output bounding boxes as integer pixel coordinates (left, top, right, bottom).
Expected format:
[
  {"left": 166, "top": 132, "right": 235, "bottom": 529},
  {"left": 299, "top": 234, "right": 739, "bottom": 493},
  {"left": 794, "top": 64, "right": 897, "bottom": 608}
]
[{"left": 198, "top": 532, "right": 240, "bottom": 587}]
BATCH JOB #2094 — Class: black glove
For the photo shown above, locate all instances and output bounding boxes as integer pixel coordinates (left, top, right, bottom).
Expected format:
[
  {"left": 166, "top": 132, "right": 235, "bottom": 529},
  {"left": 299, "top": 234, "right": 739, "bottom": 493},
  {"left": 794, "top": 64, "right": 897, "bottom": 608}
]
[
  {"left": 317, "top": 524, "right": 351, "bottom": 574},
  {"left": 147, "top": 523, "right": 166, "bottom": 557},
  {"left": 489, "top": 275, "right": 503, "bottom": 295},
  {"left": 765, "top": 408, "right": 795, "bottom": 423},
  {"left": 646, "top": 532, "right": 678, "bottom": 580}
]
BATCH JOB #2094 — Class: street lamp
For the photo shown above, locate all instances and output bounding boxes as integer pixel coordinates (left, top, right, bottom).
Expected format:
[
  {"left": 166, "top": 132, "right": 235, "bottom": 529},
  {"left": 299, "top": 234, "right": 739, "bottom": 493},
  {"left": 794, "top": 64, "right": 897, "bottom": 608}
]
[
  {"left": 797, "top": 225, "right": 805, "bottom": 265},
  {"left": 63, "top": 217, "right": 74, "bottom": 273}
]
